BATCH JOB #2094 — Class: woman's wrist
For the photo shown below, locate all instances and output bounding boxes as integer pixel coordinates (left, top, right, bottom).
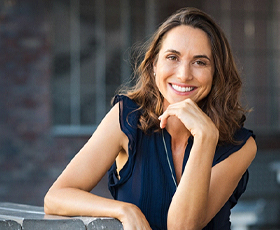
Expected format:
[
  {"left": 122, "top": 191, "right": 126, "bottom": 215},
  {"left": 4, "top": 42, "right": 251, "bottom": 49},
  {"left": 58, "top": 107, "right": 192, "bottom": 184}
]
[
  {"left": 193, "top": 127, "right": 219, "bottom": 147},
  {"left": 115, "top": 202, "right": 136, "bottom": 222}
]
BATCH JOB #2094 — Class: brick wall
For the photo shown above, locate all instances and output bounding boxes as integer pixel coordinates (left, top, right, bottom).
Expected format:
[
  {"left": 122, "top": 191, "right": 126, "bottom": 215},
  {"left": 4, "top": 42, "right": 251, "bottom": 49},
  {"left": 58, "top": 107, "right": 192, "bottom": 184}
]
[
  {"left": 0, "top": 0, "right": 205, "bottom": 207},
  {"left": 0, "top": 1, "right": 101, "bottom": 206}
]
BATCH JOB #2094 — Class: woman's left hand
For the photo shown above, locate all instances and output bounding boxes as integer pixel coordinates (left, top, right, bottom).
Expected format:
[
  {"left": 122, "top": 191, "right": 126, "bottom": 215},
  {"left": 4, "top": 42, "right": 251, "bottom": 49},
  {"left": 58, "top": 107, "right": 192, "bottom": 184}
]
[{"left": 158, "top": 98, "right": 219, "bottom": 142}]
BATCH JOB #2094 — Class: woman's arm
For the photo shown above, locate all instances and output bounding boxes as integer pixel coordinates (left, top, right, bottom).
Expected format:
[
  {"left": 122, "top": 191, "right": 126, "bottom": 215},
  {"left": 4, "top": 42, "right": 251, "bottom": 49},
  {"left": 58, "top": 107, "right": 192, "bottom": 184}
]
[
  {"left": 168, "top": 136, "right": 256, "bottom": 230},
  {"left": 159, "top": 99, "right": 257, "bottom": 230},
  {"left": 167, "top": 132, "right": 217, "bottom": 229},
  {"left": 44, "top": 103, "right": 151, "bottom": 230}
]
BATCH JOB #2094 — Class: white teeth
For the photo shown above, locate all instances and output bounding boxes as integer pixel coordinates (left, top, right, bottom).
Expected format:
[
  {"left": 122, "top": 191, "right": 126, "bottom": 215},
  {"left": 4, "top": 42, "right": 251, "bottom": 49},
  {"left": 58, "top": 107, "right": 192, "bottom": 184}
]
[{"left": 171, "top": 84, "right": 194, "bottom": 92}]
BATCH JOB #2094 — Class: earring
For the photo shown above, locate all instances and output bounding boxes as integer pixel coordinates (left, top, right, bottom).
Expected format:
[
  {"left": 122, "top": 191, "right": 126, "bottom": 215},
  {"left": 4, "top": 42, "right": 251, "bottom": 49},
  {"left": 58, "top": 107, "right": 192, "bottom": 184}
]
[{"left": 153, "top": 72, "right": 156, "bottom": 76}]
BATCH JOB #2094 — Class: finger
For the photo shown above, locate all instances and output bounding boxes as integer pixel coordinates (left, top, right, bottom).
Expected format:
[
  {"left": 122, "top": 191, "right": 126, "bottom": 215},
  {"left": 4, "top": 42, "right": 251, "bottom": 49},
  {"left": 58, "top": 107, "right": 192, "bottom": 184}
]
[
  {"left": 158, "top": 110, "right": 172, "bottom": 129},
  {"left": 159, "top": 102, "right": 195, "bottom": 129},
  {"left": 158, "top": 103, "right": 183, "bottom": 129},
  {"left": 158, "top": 114, "right": 166, "bottom": 129}
]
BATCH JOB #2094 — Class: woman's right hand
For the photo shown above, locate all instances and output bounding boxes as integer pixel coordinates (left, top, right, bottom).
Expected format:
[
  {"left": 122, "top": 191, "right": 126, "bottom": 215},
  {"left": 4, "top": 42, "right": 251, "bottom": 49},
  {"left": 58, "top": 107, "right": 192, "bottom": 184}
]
[{"left": 118, "top": 203, "right": 152, "bottom": 230}]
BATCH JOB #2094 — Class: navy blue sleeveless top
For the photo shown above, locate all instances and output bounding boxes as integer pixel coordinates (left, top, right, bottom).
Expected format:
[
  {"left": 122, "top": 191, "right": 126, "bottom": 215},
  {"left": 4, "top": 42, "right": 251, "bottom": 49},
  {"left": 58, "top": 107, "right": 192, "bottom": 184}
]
[{"left": 108, "top": 95, "right": 254, "bottom": 230}]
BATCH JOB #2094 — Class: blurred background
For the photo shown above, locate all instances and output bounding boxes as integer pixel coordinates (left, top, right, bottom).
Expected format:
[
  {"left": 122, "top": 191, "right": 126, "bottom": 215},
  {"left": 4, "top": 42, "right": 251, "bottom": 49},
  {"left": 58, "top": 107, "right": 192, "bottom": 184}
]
[{"left": 0, "top": 0, "right": 280, "bottom": 229}]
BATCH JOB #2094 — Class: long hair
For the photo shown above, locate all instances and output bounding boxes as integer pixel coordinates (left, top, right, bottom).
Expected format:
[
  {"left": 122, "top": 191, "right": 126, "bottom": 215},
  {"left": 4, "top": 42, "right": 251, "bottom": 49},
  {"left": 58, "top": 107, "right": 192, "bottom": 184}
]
[{"left": 121, "top": 7, "right": 247, "bottom": 144}]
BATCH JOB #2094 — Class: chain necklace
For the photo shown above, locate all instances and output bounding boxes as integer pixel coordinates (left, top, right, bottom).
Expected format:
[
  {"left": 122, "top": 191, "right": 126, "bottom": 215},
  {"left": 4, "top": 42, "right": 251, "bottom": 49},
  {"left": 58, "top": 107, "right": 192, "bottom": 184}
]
[{"left": 162, "top": 129, "right": 178, "bottom": 189}]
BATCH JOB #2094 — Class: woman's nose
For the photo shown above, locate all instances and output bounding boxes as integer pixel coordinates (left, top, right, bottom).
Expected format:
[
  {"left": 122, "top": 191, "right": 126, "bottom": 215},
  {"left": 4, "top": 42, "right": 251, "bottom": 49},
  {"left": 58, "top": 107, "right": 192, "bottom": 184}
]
[{"left": 177, "top": 63, "right": 193, "bottom": 81}]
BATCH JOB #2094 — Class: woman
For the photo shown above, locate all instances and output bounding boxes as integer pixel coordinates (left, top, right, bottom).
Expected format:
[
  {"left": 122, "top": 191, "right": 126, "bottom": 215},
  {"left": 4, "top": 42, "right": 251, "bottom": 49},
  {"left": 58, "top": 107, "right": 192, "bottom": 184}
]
[{"left": 44, "top": 7, "right": 257, "bottom": 230}]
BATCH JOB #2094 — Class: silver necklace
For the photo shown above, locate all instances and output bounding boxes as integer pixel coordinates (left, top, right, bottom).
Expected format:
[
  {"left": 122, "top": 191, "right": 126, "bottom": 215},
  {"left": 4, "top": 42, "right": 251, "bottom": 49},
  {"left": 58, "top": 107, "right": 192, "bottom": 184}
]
[{"left": 162, "top": 129, "right": 178, "bottom": 189}]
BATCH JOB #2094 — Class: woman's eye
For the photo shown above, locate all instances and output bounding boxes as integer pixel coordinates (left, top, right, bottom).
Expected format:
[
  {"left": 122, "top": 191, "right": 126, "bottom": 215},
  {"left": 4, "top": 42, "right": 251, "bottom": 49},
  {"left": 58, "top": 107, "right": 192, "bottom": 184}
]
[
  {"left": 167, "top": 55, "right": 178, "bottom": 61},
  {"left": 195, "top": 60, "right": 207, "bottom": 66}
]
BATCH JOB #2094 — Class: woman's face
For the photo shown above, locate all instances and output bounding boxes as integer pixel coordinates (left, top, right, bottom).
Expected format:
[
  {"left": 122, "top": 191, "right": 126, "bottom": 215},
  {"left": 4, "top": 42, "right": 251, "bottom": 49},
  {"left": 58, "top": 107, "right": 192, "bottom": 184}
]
[{"left": 153, "top": 25, "right": 214, "bottom": 110}]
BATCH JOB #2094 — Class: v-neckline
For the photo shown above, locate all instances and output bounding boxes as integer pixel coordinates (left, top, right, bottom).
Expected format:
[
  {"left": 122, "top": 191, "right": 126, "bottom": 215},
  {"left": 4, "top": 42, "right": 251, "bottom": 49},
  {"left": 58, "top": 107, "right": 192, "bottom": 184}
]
[{"left": 162, "top": 129, "right": 193, "bottom": 185}]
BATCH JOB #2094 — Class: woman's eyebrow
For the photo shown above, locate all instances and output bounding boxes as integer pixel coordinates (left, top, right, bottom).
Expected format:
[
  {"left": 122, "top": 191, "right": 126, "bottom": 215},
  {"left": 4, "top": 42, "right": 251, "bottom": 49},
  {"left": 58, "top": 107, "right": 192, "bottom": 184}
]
[
  {"left": 165, "top": 50, "right": 211, "bottom": 61},
  {"left": 193, "top": 55, "right": 211, "bottom": 61},
  {"left": 164, "top": 49, "right": 181, "bottom": 55}
]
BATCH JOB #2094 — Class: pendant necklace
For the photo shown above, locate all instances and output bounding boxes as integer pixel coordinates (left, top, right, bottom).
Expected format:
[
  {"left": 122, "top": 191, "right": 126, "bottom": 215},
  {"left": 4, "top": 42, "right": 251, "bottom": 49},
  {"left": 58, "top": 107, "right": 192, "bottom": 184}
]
[{"left": 162, "top": 129, "right": 178, "bottom": 189}]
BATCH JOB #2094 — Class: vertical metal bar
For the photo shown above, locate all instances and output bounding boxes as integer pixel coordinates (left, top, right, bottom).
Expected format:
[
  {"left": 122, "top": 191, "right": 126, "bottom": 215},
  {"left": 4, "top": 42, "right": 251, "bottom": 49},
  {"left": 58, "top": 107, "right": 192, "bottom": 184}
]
[
  {"left": 70, "top": 0, "right": 81, "bottom": 125},
  {"left": 269, "top": 0, "right": 279, "bottom": 128},
  {"left": 221, "top": 0, "right": 231, "bottom": 43},
  {"left": 244, "top": 0, "right": 256, "bottom": 125},
  {"left": 145, "top": 0, "right": 156, "bottom": 37},
  {"left": 94, "top": 0, "right": 106, "bottom": 123},
  {"left": 121, "top": 0, "right": 131, "bottom": 83}
]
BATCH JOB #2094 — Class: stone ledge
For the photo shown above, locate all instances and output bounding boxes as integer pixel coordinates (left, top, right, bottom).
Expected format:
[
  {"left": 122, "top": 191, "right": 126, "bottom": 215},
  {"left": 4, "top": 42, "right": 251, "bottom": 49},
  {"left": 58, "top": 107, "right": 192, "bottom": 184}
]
[{"left": 0, "top": 202, "right": 123, "bottom": 230}]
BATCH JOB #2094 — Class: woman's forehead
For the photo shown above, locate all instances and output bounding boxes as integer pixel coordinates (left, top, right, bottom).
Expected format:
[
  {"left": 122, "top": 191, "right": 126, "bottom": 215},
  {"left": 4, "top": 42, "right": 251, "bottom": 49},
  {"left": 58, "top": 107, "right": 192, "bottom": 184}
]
[{"left": 160, "top": 25, "right": 212, "bottom": 57}]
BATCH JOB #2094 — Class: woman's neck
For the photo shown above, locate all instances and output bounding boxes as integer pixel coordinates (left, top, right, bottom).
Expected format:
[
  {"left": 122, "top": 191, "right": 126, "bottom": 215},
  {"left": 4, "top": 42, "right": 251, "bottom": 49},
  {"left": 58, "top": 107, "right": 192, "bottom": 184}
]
[
  {"left": 165, "top": 116, "right": 191, "bottom": 149},
  {"left": 165, "top": 116, "right": 191, "bottom": 184}
]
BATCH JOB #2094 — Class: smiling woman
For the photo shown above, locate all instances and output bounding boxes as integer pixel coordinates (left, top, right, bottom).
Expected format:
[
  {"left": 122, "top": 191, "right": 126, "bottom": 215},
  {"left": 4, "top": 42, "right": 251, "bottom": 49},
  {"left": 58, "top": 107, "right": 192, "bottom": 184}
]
[
  {"left": 127, "top": 8, "right": 246, "bottom": 144},
  {"left": 45, "top": 7, "right": 257, "bottom": 230},
  {"left": 153, "top": 25, "right": 214, "bottom": 107}
]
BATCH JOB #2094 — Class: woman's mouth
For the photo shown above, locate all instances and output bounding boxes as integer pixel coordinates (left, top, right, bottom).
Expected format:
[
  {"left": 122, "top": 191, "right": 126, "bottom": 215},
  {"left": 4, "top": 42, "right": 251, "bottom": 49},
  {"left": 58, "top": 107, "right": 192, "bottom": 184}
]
[{"left": 171, "top": 84, "right": 195, "bottom": 93}]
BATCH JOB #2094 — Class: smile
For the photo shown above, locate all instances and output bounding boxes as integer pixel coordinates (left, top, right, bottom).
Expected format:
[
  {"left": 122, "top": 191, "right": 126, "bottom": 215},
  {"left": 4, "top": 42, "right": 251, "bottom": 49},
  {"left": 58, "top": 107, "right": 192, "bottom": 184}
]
[{"left": 171, "top": 84, "right": 195, "bottom": 93}]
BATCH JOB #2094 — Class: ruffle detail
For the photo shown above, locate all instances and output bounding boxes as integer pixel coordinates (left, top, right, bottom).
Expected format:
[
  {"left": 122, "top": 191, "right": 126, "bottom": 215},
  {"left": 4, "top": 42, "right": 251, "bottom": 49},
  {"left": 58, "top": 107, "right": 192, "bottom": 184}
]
[
  {"left": 213, "top": 128, "right": 255, "bottom": 209},
  {"left": 108, "top": 95, "right": 141, "bottom": 198}
]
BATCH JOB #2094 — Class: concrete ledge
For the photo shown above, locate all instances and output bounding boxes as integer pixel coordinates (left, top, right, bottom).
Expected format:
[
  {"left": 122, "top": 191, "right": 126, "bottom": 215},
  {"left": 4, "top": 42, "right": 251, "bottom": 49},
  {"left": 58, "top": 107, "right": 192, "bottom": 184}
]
[
  {"left": 0, "top": 218, "right": 21, "bottom": 230},
  {"left": 0, "top": 202, "right": 123, "bottom": 230}
]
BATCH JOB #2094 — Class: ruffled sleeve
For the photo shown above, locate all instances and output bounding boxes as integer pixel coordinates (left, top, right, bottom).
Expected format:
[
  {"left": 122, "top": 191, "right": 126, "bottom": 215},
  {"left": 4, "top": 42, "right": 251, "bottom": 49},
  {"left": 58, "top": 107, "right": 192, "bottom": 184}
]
[
  {"left": 214, "top": 128, "right": 255, "bottom": 165},
  {"left": 108, "top": 95, "right": 141, "bottom": 198},
  {"left": 230, "top": 169, "right": 249, "bottom": 208},
  {"left": 213, "top": 127, "right": 255, "bottom": 208}
]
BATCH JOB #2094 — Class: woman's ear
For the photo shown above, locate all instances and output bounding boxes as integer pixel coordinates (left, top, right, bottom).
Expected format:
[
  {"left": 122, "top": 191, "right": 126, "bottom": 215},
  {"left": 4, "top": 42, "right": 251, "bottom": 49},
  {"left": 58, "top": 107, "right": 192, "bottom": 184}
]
[{"left": 153, "top": 61, "right": 157, "bottom": 76}]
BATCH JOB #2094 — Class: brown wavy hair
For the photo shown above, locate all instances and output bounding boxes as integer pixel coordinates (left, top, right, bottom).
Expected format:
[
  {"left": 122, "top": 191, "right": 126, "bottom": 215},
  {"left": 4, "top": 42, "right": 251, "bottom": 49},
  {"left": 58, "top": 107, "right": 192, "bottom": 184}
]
[{"left": 120, "top": 7, "right": 247, "bottom": 144}]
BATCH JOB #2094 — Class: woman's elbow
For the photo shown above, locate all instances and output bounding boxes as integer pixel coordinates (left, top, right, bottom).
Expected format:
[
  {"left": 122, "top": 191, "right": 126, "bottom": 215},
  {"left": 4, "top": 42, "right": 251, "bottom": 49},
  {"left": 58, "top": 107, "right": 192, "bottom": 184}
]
[
  {"left": 44, "top": 197, "right": 51, "bottom": 215},
  {"left": 44, "top": 189, "right": 61, "bottom": 215},
  {"left": 44, "top": 191, "right": 54, "bottom": 215}
]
